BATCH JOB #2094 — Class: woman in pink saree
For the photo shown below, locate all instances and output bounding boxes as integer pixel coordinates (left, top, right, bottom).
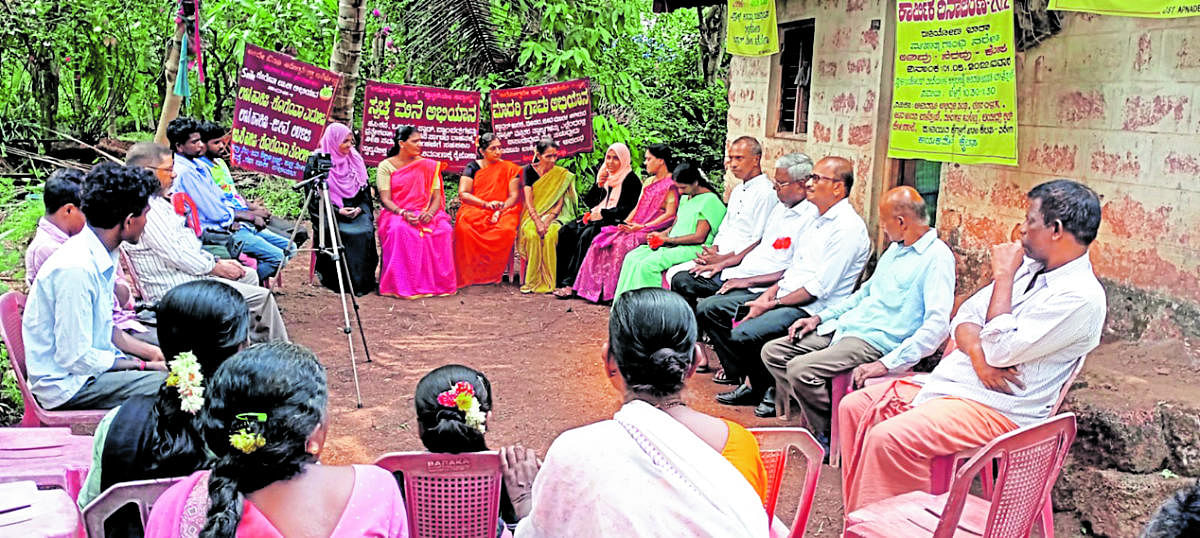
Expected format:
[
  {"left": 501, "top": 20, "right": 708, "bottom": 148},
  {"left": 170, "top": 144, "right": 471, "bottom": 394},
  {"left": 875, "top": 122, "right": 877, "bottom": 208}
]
[
  {"left": 376, "top": 126, "right": 456, "bottom": 298},
  {"left": 573, "top": 144, "right": 679, "bottom": 303},
  {"left": 145, "top": 343, "right": 409, "bottom": 537}
]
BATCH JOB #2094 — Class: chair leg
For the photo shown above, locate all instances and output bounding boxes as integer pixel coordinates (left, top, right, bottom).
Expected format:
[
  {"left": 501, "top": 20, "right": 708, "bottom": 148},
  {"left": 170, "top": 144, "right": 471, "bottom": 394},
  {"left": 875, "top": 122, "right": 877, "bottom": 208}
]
[
  {"left": 1038, "top": 490, "right": 1055, "bottom": 538},
  {"left": 308, "top": 251, "right": 317, "bottom": 285}
]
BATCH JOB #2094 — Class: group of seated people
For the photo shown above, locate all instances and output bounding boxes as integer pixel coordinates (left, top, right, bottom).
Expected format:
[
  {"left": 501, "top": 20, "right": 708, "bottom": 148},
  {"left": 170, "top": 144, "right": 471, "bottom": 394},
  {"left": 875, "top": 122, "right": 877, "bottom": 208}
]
[{"left": 23, "top": 157, "right": 290, "bottom": 412}]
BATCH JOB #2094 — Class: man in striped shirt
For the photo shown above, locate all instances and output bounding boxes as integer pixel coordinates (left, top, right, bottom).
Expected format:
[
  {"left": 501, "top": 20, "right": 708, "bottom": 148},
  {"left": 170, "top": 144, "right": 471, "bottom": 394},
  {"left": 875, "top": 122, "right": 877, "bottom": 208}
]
[{"left": 121, "top": 143, "right": 289, "bottom": 344}]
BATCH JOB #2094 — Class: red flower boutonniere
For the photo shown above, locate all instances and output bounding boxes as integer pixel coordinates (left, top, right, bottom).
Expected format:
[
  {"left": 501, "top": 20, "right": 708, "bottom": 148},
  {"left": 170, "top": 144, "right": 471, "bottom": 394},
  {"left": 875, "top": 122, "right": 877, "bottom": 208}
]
[{"left": 772, "top": 237, "right": 792, "bottom": 250}]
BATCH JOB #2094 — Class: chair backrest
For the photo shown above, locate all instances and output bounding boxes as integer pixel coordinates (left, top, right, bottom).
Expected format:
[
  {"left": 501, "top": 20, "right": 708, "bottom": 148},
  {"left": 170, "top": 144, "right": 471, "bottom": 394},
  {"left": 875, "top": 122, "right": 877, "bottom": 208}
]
[
  {"left": 375, "top": 451, "right": 502, "bottom": 538},
  {"left": 0, "top": 292, "right": 27, "bottom": 380},
  {"left": 749, "top": 427, "right": 824, "bottom": 538},
  {"left": 81, "top": 476, "right": 183, "bottom": 537},
  {"left": 936, "top": 413, "right": 1077, "bottom": 538},
  {"left": 171, "top": 192, "right": 203, "bottom": 237}
]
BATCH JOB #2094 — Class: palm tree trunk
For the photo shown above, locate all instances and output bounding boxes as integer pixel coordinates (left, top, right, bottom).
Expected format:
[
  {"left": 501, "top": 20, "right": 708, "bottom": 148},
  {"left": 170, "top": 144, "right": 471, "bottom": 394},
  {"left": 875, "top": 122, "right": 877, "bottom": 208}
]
[
  {"left": 153, "top": 22, "right": 187, "bottom": 146},
  {"left": 329, "top": 0, "right": 367, "bottom": 123}
]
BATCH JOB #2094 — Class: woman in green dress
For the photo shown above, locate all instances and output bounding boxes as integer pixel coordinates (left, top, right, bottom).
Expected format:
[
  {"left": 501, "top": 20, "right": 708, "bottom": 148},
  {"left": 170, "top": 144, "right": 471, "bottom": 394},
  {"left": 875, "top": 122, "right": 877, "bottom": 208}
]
[{"left": 614, "top": 162, "right": 726, "bottom": 299}]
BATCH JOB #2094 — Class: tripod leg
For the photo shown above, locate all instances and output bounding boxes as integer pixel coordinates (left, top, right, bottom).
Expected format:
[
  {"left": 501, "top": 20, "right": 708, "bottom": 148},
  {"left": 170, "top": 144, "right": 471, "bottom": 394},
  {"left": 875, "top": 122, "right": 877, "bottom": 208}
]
[{"left": 319, "top": 183, "right": 365, "bottom": 408}]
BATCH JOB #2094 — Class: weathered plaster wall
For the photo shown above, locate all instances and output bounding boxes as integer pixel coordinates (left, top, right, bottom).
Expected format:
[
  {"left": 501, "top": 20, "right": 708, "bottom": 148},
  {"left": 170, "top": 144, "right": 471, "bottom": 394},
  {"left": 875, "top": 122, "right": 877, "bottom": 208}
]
[
  {"left": 942, "top": 13, "right": 1200, "bottom": 340},
  {"left": 726, "top": 7, "right": 1200, "bottom": 340},
  {"left": 725, "top": 0, "right": 890, "bottom": 223}
]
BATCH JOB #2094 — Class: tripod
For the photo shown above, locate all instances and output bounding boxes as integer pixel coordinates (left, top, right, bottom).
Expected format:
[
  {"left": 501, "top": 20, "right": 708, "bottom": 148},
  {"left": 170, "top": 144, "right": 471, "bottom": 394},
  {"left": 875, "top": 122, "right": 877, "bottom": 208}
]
[{"left": 287, "top": 172, "right": 372, "bottom": 408}]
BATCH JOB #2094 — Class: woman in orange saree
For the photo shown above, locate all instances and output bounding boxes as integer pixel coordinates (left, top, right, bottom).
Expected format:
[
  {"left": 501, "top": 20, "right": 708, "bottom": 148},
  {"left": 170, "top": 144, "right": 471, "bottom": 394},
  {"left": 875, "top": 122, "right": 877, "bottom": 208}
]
[
  {"left": 377, "top": 126, "right": 457, "bottom": 298},
  {"left": 453, "top": 133, "right": 523, "bottom": 288}
]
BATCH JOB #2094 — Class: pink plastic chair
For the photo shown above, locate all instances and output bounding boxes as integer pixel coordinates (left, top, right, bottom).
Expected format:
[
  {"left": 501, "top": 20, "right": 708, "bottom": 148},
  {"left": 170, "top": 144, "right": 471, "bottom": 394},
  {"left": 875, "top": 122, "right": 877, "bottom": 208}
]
[
  {"left": 927, "top": 355, "right": 1086, "bottom": 538},
  {"left": 81, "top": 476, "right": 183, "bottom": 537},
  {"left": 0, "top": 485, "right": 80, "bottom": 538},
  {"left": 826, "top": 370, "right": 916, "bottom": 467},
  {"left": 844, "top": 413, "right": 1077, "bottom": 538},
  {"left": 0, "top": 292, "right": 109, "bottom": 428},
  {"left": 0, "top": 427, "right": 94, "bottom": 502},
  {"left": 750, "top": 427, "right": 825, "bottom": 537},
  {"left": 375, "top": 451, "right": 503, "bottom": 538}
]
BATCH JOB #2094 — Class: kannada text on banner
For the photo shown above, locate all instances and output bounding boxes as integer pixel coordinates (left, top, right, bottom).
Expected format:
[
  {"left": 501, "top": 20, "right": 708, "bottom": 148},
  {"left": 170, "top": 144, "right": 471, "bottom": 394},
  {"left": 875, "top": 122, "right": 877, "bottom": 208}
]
[
  {"left": 888, "top": 1, "right": 1018, "bottom": 166},
  {"left": 489, "top": 79, "right": 593, "bottom": 164},
  {"left": 360, "top": 82, "right": 481, "bottom": 172},
  {"left": 726, "top": 0, "right": 780, "bottom": 57},
  {"left": 230, "top": 44, "right": 341, "bottom": 180},
  {"left": 1048, "top": 0, "right": 1200, "bottom": 17}
]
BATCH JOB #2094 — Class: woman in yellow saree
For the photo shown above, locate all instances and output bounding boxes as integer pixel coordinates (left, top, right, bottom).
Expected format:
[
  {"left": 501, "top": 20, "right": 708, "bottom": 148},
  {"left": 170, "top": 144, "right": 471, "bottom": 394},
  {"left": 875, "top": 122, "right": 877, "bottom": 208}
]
[
  {"left": 453, "top": 133, "right": 523, "bottom": 288},
  {"left": 517, "top": 140, "right": 579, "bottom": 293}
]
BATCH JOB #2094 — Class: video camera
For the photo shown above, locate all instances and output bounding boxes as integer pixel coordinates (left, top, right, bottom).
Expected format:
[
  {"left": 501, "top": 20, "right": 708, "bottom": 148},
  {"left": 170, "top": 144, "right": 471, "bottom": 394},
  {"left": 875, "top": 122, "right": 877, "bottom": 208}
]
[{"left": 294, "top": 152, "right": 333, "bottom": 192}]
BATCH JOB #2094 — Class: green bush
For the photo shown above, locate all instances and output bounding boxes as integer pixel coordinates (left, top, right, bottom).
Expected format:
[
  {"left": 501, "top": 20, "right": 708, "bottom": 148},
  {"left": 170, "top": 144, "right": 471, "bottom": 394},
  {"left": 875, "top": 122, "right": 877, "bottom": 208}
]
[{"left": 0, "top": 344, "right": 24, "bottom": 426}]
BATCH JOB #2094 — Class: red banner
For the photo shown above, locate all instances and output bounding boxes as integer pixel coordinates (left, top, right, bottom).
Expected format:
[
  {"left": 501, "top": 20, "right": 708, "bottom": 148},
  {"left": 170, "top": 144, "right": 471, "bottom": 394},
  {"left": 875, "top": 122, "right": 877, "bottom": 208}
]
[
  {"left": 489, "top": 79, "right": 594, "bottom": 164},
  {"left": 229, "top": 44, "right": 341, "bottom": 180},
  {"left": 360, "top": 82, "right": 482, "bottom": 172}
]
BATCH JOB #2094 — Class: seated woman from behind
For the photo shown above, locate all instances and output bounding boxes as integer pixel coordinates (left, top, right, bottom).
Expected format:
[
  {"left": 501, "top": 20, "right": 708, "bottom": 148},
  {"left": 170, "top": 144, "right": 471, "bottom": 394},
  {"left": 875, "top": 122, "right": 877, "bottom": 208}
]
[
  {"left": 79, "top": 280, "right": 249, "bottom": 536},
  {"left": 408, "top": 365, "right": 526, "bottom": 535},
  {"left": 146, "top": 342, "right": 408, "bottom": 537},
  {"left": 512, "top": 288, "right": 768, "bottom": 537},
  {"left": 613, "top": 162, "right": 726, "bottom": 299}
]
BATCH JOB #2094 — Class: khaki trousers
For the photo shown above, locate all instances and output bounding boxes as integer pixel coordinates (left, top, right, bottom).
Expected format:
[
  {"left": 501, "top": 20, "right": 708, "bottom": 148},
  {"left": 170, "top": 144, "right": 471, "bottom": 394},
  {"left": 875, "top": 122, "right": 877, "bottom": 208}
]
[
  {"left": 219, "top": 271, "right": 290, "bottom": 343},
  {"left": 761, "top": 333, "right": 882, "bottom": 434}
]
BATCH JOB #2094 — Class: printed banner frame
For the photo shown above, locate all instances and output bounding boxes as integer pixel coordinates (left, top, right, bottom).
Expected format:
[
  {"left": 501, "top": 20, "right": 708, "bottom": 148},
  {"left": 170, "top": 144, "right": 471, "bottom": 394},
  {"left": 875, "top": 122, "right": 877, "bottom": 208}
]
[
  {"left": 489, "top": 79, "right": 594, "bottom": 165},
  {"left": 360, "top": 81, "right": 481, "bottom": 172},
  {"left": 1048, "top": 0, "right": 1200, "bottom": 18}
]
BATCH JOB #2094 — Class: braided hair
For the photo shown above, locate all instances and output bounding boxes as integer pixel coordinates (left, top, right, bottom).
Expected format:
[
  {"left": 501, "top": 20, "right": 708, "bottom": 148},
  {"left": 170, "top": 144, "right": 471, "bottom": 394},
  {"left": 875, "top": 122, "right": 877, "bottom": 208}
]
[
  {"left": 149, "top": 280, "right": 250, "bottom": 475},
  {"left": 414, "top": 365, "right": 494, "bottom": 453},
  {"left": 608, "top": 288, "right": 697, "bottom": 397},
  {"left": 199, "top": 342, "right": 327, "bottom": 537}
]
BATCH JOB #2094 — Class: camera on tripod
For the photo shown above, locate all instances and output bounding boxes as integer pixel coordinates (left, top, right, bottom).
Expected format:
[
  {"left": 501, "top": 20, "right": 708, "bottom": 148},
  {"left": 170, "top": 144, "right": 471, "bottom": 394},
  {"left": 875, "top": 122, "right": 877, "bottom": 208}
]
[{"left": 304, "top": 152, "right": 333, "bottom": 181}]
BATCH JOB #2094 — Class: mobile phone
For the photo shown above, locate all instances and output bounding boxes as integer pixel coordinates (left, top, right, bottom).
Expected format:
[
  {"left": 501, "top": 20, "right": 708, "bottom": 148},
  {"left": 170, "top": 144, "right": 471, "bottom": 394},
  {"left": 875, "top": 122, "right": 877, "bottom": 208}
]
[{"left": 733, "top": 305, "right": 752, "bottom": 323}]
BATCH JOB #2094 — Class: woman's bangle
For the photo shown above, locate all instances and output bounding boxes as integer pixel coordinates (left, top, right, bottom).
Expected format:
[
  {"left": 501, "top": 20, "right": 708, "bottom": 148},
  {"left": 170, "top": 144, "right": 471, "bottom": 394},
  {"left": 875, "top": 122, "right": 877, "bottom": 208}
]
[{"left": 137, "top": 359, "right": 146, "bottom": 371}]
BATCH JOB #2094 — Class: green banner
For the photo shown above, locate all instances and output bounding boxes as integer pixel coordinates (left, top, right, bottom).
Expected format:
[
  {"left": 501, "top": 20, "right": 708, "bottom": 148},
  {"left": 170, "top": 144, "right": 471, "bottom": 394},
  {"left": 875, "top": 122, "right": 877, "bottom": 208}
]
[
  {"left": 1048, "top": 0, "right": 1200, "bottom": 18},
  {"left": 888, "top": 2, "right": 1018, "bottom": 166},
  {"left": 726, "top": 0, "right": 779, "bottom": 57}
]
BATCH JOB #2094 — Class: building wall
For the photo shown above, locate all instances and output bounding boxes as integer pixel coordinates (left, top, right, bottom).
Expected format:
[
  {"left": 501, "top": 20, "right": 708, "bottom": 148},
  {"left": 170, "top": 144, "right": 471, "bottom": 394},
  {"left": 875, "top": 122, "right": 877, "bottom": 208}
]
[
  {"left": 726, "top": 4, "right": 1200, "bottom": 340},
  {"left": 945, "top": 12, "right": 1200, "bottom": 340},
  {"left": 725, "top": 0, "right": 891, "bottom": 225}
]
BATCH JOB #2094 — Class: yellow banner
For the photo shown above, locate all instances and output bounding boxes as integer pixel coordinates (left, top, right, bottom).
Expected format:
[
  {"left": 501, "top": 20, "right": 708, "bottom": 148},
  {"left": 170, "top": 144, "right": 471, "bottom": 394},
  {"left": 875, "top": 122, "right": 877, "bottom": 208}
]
[
  {"left": 888, "top": 1, "right": 1018, "bottom": 166},
  {"left": 1048, "top": 0, "right": 1200, "bottom": 18},
  {"left": 726, "top": 0, "right": 779, "bottom": 57}
]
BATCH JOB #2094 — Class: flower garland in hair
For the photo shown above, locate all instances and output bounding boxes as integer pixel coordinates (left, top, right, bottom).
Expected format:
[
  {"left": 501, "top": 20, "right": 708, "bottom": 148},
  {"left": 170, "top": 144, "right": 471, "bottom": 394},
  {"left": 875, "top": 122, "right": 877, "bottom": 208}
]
[
  {"left": 437, "top": 381, "right": 487, "bottom": 434},
  {"left": 229, "top": 412, "right": 267, "bottom": 454},
  {"left": 165, "top": 351, "right": 205, "bottom": 414}
]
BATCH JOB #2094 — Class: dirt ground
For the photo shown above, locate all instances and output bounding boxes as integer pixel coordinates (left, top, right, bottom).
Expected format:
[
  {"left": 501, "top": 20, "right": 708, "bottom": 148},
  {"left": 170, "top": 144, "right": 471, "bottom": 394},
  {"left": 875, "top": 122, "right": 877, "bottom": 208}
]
[{"left": 273, "top": 259, "right": 1197, "bottom": 537}]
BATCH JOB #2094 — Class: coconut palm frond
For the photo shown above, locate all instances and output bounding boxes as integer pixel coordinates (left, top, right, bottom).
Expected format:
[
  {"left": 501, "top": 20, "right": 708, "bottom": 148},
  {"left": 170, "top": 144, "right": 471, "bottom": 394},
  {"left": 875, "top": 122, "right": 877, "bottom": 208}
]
[{"left": 396, "top": 0, "right": 516, "bottom": 75}]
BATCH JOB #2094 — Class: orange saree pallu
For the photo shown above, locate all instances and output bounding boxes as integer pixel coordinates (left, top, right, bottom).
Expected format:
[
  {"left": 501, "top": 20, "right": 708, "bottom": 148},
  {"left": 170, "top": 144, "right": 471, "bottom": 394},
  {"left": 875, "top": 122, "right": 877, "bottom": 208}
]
[{"left": 453, "top": 159, "right": 523, "bottom": 287}]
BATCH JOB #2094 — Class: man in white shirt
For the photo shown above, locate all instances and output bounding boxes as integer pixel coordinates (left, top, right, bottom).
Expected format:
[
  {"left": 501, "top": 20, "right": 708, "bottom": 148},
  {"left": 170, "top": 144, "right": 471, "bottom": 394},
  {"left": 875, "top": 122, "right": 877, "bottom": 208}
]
[
  {"left": 759, "top": 187, "right": 956, "bottom": 428},
  {"left": 839, "top": 179, "right": 1107, "bottom": 515},
  {"left": 122, "top": 143, "right": 289, "bottom": 343},
  {"left": 670, "top": 152, "right": 815, "bottom": 308},
  {"left": 664, "top": 136, "right": 777, "bottom": 284},
  {"left": 706, "top": 157, "right": 870, "bottom": 410}
]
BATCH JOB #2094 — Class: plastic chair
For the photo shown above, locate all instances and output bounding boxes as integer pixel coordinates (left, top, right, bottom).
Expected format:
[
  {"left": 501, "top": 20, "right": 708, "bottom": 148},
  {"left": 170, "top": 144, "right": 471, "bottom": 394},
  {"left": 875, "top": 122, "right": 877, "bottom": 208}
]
[
  {"left": 0, "top": 484, "right": 80, "bottom": 538},
  {"left": 170, "top": 192, "right": 202, "bottom": 237},
  {"left": 81, "top": 476, "right": 183, "bottom": 537},
  {"left": 504, "top": 246, "right": 525, "bottom": 285},
  {"left": 375, "top": 451, "right": 503, "bottom": 538},
  {"left": 844, "top": 413, "right": 1078, "bottom": 538},
  {"left": 926, "top": 355, "right": 1086, "bottom": 538},
  {"left": 825, "top": 371, "right": 915, "bottom": 467},
  {"left": 0, "top": 292, "right": 108, "bottom": 428},
  {"left": 750, "top": 427, "right": 825, "bottom": 538}
]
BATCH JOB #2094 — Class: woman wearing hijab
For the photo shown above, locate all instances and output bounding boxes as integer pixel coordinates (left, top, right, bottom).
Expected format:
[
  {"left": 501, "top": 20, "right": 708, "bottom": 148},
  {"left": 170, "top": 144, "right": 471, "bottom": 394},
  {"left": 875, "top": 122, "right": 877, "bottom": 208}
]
[
  {"left": 313, "top": 123, "right": 379, "bottom": 295},
  {"left": 551, "top": 143, "right": 642, "bottom": 299},
  {"left": 377, "top": 125, "right": 457, "bottom": 298}
]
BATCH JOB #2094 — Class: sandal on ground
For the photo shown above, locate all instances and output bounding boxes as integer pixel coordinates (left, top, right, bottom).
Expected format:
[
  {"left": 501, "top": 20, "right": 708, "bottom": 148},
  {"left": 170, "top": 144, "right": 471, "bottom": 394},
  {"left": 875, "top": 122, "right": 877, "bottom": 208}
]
[
  {"left": 712, "top": 369, "right": 738, "bottom": 385},
  {"left": 552, "top": 288, "right": 574, "bottom": 299}
]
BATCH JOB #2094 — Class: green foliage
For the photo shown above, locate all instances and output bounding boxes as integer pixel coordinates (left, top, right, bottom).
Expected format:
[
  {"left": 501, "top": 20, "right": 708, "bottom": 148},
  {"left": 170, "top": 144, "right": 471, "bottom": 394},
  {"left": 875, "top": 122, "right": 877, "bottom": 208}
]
[
  {"left": 0, "top": 175, "right": 45, "bottom": 292},
  {"left": 0, "top": 344, "right": 22, "bottom": 426},
  {"left": 241, "top": 174, "right": 304, "bottom": 219}
]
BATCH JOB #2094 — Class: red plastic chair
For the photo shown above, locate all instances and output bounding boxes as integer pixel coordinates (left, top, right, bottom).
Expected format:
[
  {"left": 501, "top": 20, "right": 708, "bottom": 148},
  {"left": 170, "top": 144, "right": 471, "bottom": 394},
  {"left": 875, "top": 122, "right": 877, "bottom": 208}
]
[
  {"left": 844, "top": 413, "right": 1077, "bottom": 538},
  {"left": 0, "top": 427, "right": 94, "bottom": 501},
  {"left": 749, "top": 427, "right": 825, "bottom": 538},
  {"left": 375, "top": 451, "right": 503, "bottom": 538},
  {"left": 81, "top": 476, "right": 183, "bottom": 537},
  {"left": 170, "top": 192, "right": 202, "bottom": 237},
  {"left": 0, "top": 292, "right": 108, "bottom": 428}
]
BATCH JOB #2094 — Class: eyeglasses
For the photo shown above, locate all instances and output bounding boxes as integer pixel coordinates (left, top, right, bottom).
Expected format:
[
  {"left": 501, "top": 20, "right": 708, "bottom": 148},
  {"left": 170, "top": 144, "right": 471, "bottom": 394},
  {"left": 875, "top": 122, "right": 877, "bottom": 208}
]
[{"left": 805, "top": 173, "right": 843, "bottom": 185}]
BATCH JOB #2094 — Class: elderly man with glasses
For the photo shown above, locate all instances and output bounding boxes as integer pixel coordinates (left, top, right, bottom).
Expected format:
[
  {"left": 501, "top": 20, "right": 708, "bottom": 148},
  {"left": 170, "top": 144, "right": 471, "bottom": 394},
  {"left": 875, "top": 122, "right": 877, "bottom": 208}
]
[{"left": 703, "top": 156, "right": 871, "bottom": 413}]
